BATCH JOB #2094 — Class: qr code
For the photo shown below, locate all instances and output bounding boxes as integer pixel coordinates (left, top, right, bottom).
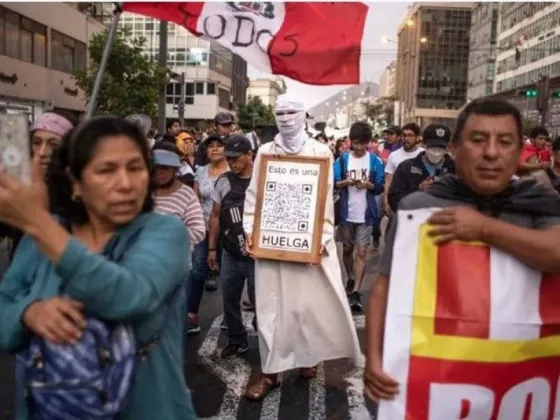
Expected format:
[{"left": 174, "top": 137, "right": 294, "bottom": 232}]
[{"left": 261, "top": 181, "right": 313, "bottom": 232}]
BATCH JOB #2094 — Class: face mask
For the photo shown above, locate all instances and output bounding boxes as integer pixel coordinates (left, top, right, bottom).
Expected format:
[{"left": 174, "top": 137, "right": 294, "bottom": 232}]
[
  {"left": 425, "top": 147, "right": 446, "bottom": 164},
  {"left": 274, "top": 111, "right": 307, "bottom": 154}
]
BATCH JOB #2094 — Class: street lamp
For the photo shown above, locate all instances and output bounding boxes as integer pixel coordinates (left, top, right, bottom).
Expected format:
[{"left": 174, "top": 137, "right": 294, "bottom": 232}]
[
  {"left": 419, "top": 37, "right": 428, "bottom": 44},
  {"left": 406, "top": 19, "right": 414, "bottom": 27}
]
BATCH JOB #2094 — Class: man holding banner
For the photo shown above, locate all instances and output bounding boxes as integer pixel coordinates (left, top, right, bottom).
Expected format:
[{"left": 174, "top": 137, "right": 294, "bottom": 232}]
[{"left": 365, "top": 98, "right": 560, "bottom": 419}]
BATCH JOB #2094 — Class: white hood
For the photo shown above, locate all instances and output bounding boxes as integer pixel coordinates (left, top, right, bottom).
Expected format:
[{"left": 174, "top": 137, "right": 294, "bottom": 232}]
[{"left": 274, "top": 93, "right": 308, "bottom": 154}]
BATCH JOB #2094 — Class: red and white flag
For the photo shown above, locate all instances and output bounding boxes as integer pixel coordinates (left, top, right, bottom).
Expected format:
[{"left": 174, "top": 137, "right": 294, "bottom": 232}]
[{"left": 122, "top": 2, "right": 372, "bottom": 85}]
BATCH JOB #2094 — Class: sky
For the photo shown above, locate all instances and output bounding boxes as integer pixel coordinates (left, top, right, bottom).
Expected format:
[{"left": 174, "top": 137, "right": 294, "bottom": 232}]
[{"left": 248, "top": 2, "right": 412, "bottom": 109}]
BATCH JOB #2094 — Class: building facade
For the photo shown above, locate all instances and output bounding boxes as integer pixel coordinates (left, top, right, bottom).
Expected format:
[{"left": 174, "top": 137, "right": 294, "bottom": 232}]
[
  {"left": 490, "top": 3, "right": 560, "bottom": 135},
  {"left": 396, "top": 2, "right": 472, "bottom": 127},
  {"left": 0, "top": 2, "right": 106, "bottom": 121},
  {"left": 307, "top": 82, "right": 379, "bottom": 129},
  {"left": 246, "top": 77, "right": 287, "bottom": 107},
  {"left": 467, "top": 2, "right": 499, "bottom": 100},
  {"left": 379, "top": 61, "right": 396, "bottom": 98},
  {"left": 119, "top": 12, "right": 248, "bottom": 126},
  {"left": 495, "top": 3, "right": 560, "bottom": 94}
]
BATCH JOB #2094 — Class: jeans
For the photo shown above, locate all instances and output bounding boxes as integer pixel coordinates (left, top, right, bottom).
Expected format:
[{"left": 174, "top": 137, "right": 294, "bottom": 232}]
[
  {"left": 221, "top": 250, "right": 256, "bottom": 345},
  {"left": 373, "top": 194, "right": 383, "bottom": 240},
  {"left": 187, "top": 235, "right": 209, "bottom": 314}
]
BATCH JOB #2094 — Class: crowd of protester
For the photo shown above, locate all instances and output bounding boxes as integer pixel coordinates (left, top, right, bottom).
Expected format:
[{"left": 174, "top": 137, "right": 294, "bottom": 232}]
[{"left": 0, "top": 95, "right": 559, "bottom": 419}]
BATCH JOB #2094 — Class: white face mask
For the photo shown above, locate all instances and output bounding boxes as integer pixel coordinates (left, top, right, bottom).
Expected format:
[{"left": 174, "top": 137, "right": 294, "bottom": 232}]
[
  {"left": 274, "top": 94, "right": 308, "bottom": 154},
  {"left": 425, "top": 147, "right": 446, "bottom": 164}
]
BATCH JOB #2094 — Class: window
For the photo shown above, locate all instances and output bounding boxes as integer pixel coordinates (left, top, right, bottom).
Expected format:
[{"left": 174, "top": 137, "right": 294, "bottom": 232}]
[
  {"left": 5, "top": 10, "right": 19, "bottom": 59},
  {"left": 195, "top": 82, "right": 204, "bottom": 94},
  {"left": 207, "top": 82, "right": 216, "bottom": 95},
  {"left": 218, "top": 88, "right": 230, "bottom": 109},
  {"left": 51, "top": 30, "right": 87, "bottom": 73},
  {"left": 19, "top": 26, "right": 32, "bottom": 63}
]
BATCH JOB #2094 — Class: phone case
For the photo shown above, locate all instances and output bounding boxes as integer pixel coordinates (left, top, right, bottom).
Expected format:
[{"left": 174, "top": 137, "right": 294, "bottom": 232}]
[{"left": 0, "top": 113, "right": 30, "bottom": 184}]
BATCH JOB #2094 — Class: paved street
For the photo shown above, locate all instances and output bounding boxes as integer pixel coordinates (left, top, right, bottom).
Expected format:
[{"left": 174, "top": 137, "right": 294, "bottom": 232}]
[{"left": 0, "top": 239, "right": 383, "bottom": 420}]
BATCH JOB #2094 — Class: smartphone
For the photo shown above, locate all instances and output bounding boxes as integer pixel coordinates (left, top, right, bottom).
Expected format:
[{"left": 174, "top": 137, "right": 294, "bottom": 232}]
[{"left": 0, "top": 112, "right": 31, "bottom": 184}]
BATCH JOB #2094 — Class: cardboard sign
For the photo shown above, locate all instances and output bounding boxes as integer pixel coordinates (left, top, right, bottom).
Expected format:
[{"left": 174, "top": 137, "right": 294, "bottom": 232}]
[
  {"left": 252, "top": 154, "right": 329, "bottom": 264},
  {"left": 378, "top": 208, "right": 560, "bottom": 420}
]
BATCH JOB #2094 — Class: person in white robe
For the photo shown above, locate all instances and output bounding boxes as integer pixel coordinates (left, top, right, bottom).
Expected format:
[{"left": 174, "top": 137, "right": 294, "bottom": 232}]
[{"left": 242, "top": 93, "right": 362, "bottom": 400}]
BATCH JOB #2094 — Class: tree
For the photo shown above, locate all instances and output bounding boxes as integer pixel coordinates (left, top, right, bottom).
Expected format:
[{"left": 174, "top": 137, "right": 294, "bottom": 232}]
[
  {"left": 363, "top": 96, "right": 397, "bottom": 125},
  {"left": 236, "top": 96, "right": 276, "bottom": 130},
  {"left": 73, "top": 28, "right": 168, "bottom": 122}
]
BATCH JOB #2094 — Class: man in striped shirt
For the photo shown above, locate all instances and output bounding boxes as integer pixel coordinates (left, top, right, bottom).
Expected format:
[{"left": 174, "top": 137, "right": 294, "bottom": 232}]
[{"left": 153, "top": 146, "right": 206, "bottom": 249}]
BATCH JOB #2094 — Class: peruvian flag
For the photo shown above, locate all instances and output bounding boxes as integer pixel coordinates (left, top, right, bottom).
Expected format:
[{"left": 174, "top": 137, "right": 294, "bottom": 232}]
[{"left": 122, "top": 2, "right": 371, "bottom": 85}]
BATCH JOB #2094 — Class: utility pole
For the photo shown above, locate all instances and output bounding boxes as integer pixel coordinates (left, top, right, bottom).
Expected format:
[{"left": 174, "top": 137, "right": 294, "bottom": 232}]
[
  {"left": 537, "top": 75, "right": 550, "bottom": 126},
  {"left": 157, "top": 20, "right": 168, "bottom": 135},
  {"left": 178, "top": 72, "right": 186, "bottom": 127}
]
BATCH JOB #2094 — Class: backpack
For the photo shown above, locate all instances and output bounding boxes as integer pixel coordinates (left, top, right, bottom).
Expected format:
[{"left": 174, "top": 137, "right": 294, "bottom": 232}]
[
  {"left": 219, "top": 172, "right": 251, "bottom": 259},
  {"left": 17, "top": 218, "right": 173, "bottom": 420}
]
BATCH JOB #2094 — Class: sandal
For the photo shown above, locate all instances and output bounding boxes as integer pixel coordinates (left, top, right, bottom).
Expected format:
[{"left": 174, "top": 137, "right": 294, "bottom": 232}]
[
  {"left": 299, "top": 366, "right": 318, "bottom": 380},
  {"left": 244, "top": 373, "right": 280, "bottom": 401}
]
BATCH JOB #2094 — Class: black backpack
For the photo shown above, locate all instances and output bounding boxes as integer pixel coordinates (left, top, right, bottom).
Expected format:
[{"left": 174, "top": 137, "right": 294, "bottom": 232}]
[{"left": 219, "top": 172, "right": 251, "bottom": 259}]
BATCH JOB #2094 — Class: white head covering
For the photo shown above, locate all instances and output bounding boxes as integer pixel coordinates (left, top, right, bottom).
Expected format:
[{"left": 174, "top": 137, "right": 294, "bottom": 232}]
[{"left": 274, "top": 93, "right": 308, "bottom": 154}]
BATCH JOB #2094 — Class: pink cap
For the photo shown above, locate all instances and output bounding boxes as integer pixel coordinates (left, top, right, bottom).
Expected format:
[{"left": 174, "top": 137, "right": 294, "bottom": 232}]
[{"left": 32, "top": 112, "right": 74, "bottom": 137}]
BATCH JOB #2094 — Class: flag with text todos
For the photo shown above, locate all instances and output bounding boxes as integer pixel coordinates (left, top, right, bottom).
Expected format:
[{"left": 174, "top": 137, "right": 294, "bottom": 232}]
[
  {"left": 122, "top": 2, "right": 372, "bottom": 85},
  {"left": 378, "top": 208, "right": 560, "bottom": 420}
]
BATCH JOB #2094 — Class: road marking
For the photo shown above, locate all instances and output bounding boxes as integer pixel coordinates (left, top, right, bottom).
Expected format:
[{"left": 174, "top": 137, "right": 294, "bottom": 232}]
[
  {"left": 198, "top": 312, "right": 255, "bottom": 420},
  {"left": 347, "top": 315, "right": 369, "bottom": 420},
  {"left": 197, "top": 312, "right": 369, "bottom": 419},
  {"left": 309, "top": 363, "right": 327, "bottom": 420}
]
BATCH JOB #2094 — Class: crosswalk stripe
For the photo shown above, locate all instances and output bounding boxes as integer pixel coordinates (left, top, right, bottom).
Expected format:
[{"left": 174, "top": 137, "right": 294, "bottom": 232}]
[{"left": 197, "top": 312, "right": 369, "bottom": 419}]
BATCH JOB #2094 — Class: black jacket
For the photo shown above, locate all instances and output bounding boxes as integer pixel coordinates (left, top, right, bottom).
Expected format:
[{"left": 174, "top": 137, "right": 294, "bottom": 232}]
[{"left": 388, "top": 152, "right": 455, "bottom": 212}]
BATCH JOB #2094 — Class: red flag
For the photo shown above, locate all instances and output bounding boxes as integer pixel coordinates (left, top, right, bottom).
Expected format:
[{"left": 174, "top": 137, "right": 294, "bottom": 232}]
[{"left": 122, "top": 2, "right": 370, "bottom": 85}]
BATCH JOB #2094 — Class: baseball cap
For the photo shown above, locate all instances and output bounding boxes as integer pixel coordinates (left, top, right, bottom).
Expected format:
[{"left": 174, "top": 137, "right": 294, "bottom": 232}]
[
  {"left": 126, "top": 114, "right": 152, "bottom": 137},
  {"left": 153, "top": 149, "right": 182, "bottom": 168},
  {"left": 423, "top": 124, "right": 451, "bottom": 149},
  {"left": 224, "top": 134, "right": 252, "bottom": 158},
  {"left": 214, "top": 112, "right": 234, "bottom": 125},
  {"left": 383, "top": 125, "right": 402, "bottom": 135}
]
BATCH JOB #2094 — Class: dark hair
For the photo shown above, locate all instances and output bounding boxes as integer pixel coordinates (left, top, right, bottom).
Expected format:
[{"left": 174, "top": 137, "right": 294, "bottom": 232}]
[
  {"left": 402, "top": 123, "right": 420, "bottom": 136},
  {"left": 452, "top": 98, "right": 523, "bottom": 144},
  {"left": 161, "top": 133, "right": 177, "bottom": 144},
  {"left": 153, "top": 140, "right": 182, "bottom": 156},
  {"left": 48, "top": 116, "right": 155, "bottom": 224},
  {"left": 349, "top": 121, "right": 372, "bottom": 143},
  {"left": 166, "top": 118, "right": 180, "bottom": 131},
  {"left": 530, "top": 126, "right": 549, "bottom": 139}
]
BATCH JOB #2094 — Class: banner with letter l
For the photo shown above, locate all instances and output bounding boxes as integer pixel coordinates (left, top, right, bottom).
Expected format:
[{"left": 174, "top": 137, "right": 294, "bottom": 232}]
[{"left": 378, "top": 208, "right": 560, "bottom": 420}]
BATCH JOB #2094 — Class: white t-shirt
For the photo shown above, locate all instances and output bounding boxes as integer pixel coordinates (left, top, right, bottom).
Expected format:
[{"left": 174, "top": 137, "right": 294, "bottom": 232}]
[
  {"left": 346, "top": 153, "right": 370, "bottom": 224},
  {"left": 385, "top": 147, "right": 425, "bottom": 175}
]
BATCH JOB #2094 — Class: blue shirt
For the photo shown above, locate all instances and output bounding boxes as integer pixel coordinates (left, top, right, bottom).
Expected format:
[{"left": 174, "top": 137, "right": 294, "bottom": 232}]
[
  {"left": 0, "top": 212, "right": 196, "bottom": 420},
  {"left": 334, "top": 151, "right": 385, "bottom": 226}
]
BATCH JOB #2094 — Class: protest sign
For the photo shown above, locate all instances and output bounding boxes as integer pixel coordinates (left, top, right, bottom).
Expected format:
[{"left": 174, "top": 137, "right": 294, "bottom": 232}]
[
  {"left": 378, "top": 208, "right": 560, "bottom": 420},
  {"left": 251, "top": 154, "right": 329, "bottom": 264}
]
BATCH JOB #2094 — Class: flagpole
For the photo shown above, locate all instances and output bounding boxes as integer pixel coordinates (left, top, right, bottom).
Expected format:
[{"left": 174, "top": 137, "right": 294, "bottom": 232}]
[{"left": 85, "top": 2, "right": 123, "bottom": 119}]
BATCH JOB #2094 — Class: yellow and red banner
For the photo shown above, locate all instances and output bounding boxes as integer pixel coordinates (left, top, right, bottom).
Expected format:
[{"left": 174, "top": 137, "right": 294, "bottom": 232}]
[{"left": 378, "top": 208, "right": 560, "bottom": 420}]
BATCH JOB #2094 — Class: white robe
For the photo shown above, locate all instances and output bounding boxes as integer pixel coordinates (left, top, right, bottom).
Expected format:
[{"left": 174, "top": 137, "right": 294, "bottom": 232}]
[{"left": 243, "top": 138, "right": 363, "bottom": 374}]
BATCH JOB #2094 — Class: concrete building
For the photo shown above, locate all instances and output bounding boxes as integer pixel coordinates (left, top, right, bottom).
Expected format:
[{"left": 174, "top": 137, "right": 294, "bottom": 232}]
[
  {"left": 467, "top": 2, "right": 499, "bottom": 100},
  {"left": 0, "top": 2, "right": 106, "bottom": 121},
  {"left": 118, "top": 12, "right": 248, "bottom": 127},
  {"left": 494, "top": 3, "right": 560, "bottom": 94},
  {"left": 491, "top": 3, "right": 560, "bottom": 135},
  {"left": 246, "top": 77, "right": 287, "bottom": 107},
  {"left": 379, "top": 61, "right": 397, "bottom": 98},
  {"left": 308, "top": 82, "right": 379, "bottom": 129},
  {"left": 396, "top": 2, "right": 472, "bottom": 127}
]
